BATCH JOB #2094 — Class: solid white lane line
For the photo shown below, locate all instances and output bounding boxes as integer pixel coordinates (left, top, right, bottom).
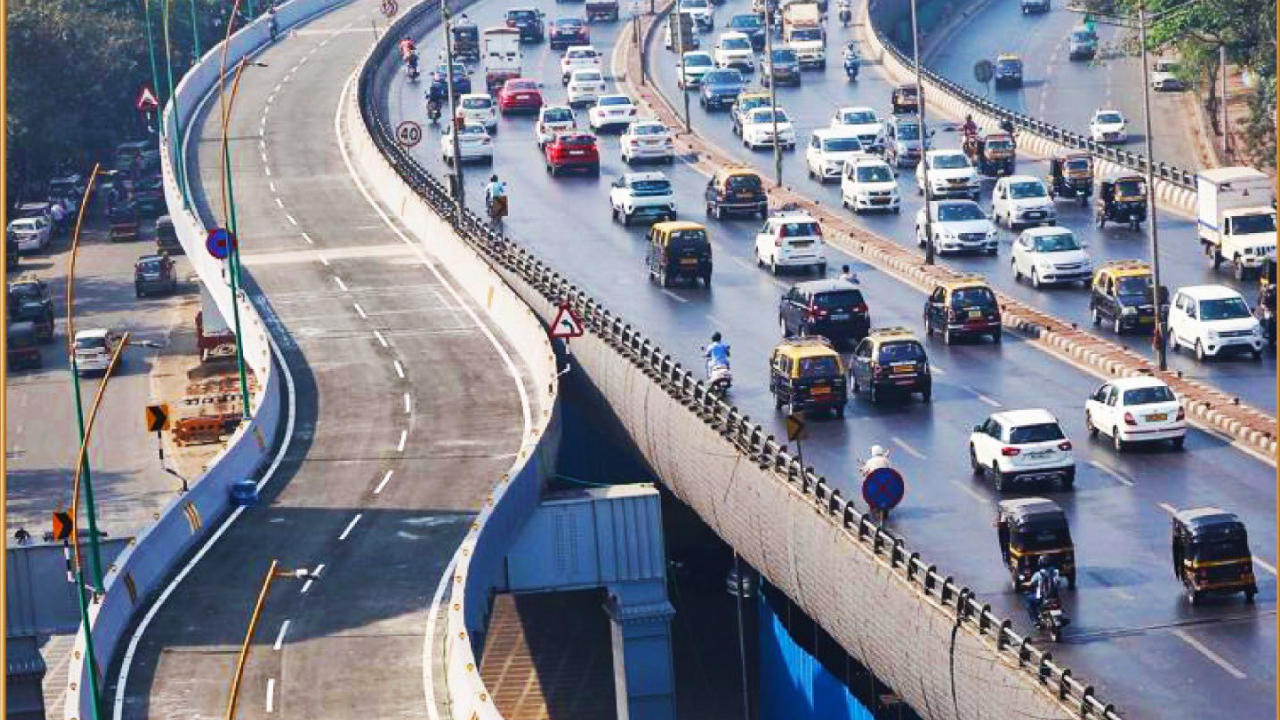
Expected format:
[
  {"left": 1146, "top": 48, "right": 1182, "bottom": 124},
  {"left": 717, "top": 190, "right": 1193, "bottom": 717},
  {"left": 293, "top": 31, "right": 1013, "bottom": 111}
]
[
  {"left": 948, "top": 479, "right": 987, "bottom": 504},
  {"left": 1173, "top": 630, "right": 1247, "bottom": 679},
  {"left": 338, "top": 514, "right": 363, "bottom": 541},
  {"left": 317, "top": 253, "right": 330, "bottom": 267},
  {"left": 266, "top": 678, "right": 276, "bottom": 713},
  {"left": 891, "top": 436, "right": 926, "bottom": 460},
  {"left": 285, "top": 214, "right": 298, "bottom": 226},
  {"left": 393, "top": 360, "right": 405, "bottom": 379},
  {"left": 353, "top": 302, "right": 368, "bottom": 319},
  {"left": 274, "top": 197, "right": 285, "bottom": 209},
  {"left": 1089, "top": 460, "right": 1134, "bottom": 487},
  {"left": 333, "top": 276, "right": 348, "bottom": 292},
  {"left": 273, "top": 620, "right": 291, "bottom": 650},
  {"left": 373, "top": 329, "right": 389, "bottom": 347},
  {"left": 403, "top": 393, "right": 412, "bottom": 414},
  {"left": 397, "top": 429, "right": 408, "bottom": 452},
  {"left": 374, "top": 470, "right": 394, "bottom": 495},
  {"left": 300, "top": 231, "right": 314, "bottom": 244},
  {"left": 660, "top": 289, "right": 689, "bottom": 304},
  {"left": 1253, "top": 556, "right": 1277, "bottom": 575},
  {"left": 1158, "top": 502, "right": 1178, "bottom": 515}
]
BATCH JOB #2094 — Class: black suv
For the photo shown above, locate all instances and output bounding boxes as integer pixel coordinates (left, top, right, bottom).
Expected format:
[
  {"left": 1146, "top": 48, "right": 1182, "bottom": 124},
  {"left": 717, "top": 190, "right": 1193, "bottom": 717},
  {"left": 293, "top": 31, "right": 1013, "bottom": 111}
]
[
  {"left": 135, "top": 254, "right": 178, "bottom": 297},
  {"left": 505, "top": 8, "right": 545, "bottom": 42},
  {"left": 7, "top": 276, "right": 55, "bottom": 342},
  {"left": 704, "top": 167, "right": 768, "bottom": 219},
  {"left": 778, "top": 279, "right": 870, "bottom": 345}
]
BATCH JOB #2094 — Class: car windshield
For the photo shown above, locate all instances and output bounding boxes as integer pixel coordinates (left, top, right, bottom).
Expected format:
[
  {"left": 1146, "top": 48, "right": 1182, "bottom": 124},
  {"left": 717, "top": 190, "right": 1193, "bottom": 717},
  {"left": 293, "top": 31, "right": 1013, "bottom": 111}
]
[
  {"left": 631, "top": 179, "right": 672, "bottom": 196},
  {"left": 986, "top": 138, "right": 1014, "bottom": 150},
  {"left": 1199, "top": 297, "right": 1251, "bottom": 320},
  {"left": 1189, "top": 536, "right": 1249, "bottom": 562},
  {"left": 462, "top": 97, "right": 491, "bottom": 109},
  {"left": 1234, "top": 213, "right": 1276, "bottom": 234},
  {"left": 856, "top": 165, "right": 893, "bottom": 182},
  {"left": 896, "top": 123, "right": 920, "bottom": 140},
  {"left": 951, "top": 287, "right": 996, "bottom": 308},
  {"left": 1115, "top": 179, "right": 1145, "bottom": 197},
  {"left": 1116, "top": 275, "right": 1152, "bottom": 297},
  {"left": 878, "top": 341, "right": 925, "bottom": 363},
  {"left": 76, "top": 335, "right": 107, "bottom": 350},
  {"left": 1071, "top": 30, "right": 1094, "bottom": 42},
  {"left": 1123, "top": 386, "right": 1176, "bottom": 405},
  {"left": 1155, "top": 61, "right": 1179, "bottom": 73},
  {"left": 1032, "top": 232, "right": 1080, "bottom": 252},
  {"left": 938, "top": 204, "right": 984, "bottom": 222},
  {"left": 703, "top": 70, "right": 741, "bottom": 85},
  {"left": 722, "top": 37, "right": 751, "bottom": 50},
  {"left": 814, "top": 289, "right": 864, "bottom": 309},
  {"left": 1096, "top": 112, "right": 1123, "bottom": 124},
  {"left": 9, "top": 284, "right": 41, "bottom": 301},
  {"left": 632, "top": 123, "right": 666, "bottom": 135},
  {"left": 840, "top": 110, "right": 876, "bottom": 124},
  {"left": 685, "top": 54, "right": 713, "bottom": 67},
  {"left": 932, "top": 154, "right": 969, "bottom": 169},
  {"left": 823, "top": 138, "right": 861, "bottom": 152},
  {"left": 435, "top": 63, "right": 467, "bottom": 75},
  {"left": 544, "top": 108, "right": 573, "bottom": 122},
  {"left": 997, "top": 59, "right": 1022, "bottom": 72},
  {"left": 752, "top": 109, "right": 789, "bottom": 123},
  {"left": 792, "top": 28, "right": 822, "bottom": 41},
  {"left": 599, "top": 96, "right": 630, "bottom": 106},
  {"left": 798, "top": 355, "right": 840, "bottom": 378},
  {"left": 772, "top": 48, "right": 797, "bottom": 62},
  {"left": 730, "top": 14, "right": 762, "bottom": 29},
  {"left": 1009, "top": 422, "right": 1065, "bottom": 444},
  {"left": 1009, "top": 181, "right": 1046, "bottom": 199},
  {"left": 682, "top": 0, "right": 708, "bottom": 8}
]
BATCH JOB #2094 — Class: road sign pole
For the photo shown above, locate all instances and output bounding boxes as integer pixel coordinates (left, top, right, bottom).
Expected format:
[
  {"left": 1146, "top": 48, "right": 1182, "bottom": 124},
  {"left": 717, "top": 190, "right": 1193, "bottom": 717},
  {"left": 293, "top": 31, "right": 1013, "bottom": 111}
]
[
  {"left": 217, "top": 59, "right": 255, "bottom": 420},
  {"left": 162, "top": 0, "right": 191, "bottom": 209},
  {"left": 143, "top": 0, "right": 165, "bottom": 135}
]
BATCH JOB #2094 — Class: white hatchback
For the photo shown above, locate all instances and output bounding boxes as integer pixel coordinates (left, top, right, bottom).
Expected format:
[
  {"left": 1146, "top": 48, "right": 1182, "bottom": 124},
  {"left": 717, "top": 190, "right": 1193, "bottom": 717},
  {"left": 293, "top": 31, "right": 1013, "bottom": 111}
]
[
  {"left": 713, "top": 31, "right": 755, "bottom": 69},
  {"left": 1089, "top": 109, "right": 1128, "bottom": 143},
  {"left": 679, "top": 52, "right": 715, "bottom": 88},
  {"left": 992, "top": 175, "right": 1057, "bottom": 230},
  {"left": 1085, "top": 376, "right": 1187, "bottom": 451},
  {"left": 840, "top": 157, "right": 899, "bottom": 214},
  {"left": 829, "top": 106, "right": 885, "bottom": 152},
  {"left": 916, "top": 149, "right": 980, "bottom": 200},
  {"left": 456, "top": 93, "right": 497, "bottom": 131},
  {"left": 970, "top": 409, "right": 1075, "bottom": 492},
  {"left": 741, "top": 106, "right": 796, "bottom": 150},
  {"left": 535, "top": 105, "right": 577, "bottom": 148},
  {"left": 567, "top": 68, "right": 608, "bottom": 107},
  {"left": 560, "top": 45, "right": 602, "bottom": 84}
]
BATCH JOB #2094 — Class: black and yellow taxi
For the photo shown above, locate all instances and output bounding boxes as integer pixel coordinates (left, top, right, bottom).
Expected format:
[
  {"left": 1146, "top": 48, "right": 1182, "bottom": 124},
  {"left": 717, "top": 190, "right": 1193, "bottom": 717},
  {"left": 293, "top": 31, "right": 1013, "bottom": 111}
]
[
  {"left": 1172, "top": 506, "right": 1257, "bottom": 604},
  {"left": 849, "top": 327, "right": 932, "bottom": 403},
  {"left": 1088, "top": 260, "right": 1161, "bottom": 334},
  {"left": 646, "top": 221, "right": 712, "bottom": 288},
  {"left": 768, "top": 336, "right": 847, "bottom": 417},
  {"left": 704, "top": 167, "right": 768, "bottom": 220},
  {"left": 923, "top": 276, "right": 1002, "bottom": 344}
]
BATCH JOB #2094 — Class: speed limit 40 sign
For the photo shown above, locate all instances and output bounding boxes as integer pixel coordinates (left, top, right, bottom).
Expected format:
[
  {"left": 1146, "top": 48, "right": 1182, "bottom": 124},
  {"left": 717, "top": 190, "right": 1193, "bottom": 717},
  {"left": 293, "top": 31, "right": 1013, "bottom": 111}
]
[{"left": 396, "top": 120, "right": 422, "bottom": 148}]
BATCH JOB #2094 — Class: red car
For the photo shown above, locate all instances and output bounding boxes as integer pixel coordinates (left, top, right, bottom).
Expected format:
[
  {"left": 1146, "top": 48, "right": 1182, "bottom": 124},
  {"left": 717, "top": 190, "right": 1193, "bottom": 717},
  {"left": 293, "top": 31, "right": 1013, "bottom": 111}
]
[
  {"left": 545, "top": 131, "right": 600, "bottom": 176},
  {"left": 497, "top": 79, "right": 543, "bottom": 115}
]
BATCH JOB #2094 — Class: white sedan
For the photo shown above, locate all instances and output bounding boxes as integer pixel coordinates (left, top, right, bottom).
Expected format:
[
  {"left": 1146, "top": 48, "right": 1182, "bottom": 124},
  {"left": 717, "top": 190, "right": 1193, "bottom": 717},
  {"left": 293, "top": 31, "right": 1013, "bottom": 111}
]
[
  {"left": 560, "top": 45, "right": 602, "bottom": 84},
  {"left": 1010, "top": 226, "right": 1092, "bottom": 288},
  {"left": 1085, "top": 376, "right": 1187, "bottom": 451},
  {"left": 588, "top": 94, "right": 638, "bottom": 132},
  {"left": 916, "top": 149, "right": 980, "bottom": 200},
  {"left": 441, "top": 121, "right": 493, "bottom": 164},
  {"left": 535, "top": 105, "right": 577, "bottom": 148},
  {"left": 456, "top": 93, "right": 497, "bottom": 131},
  {"left": 830, "top": 107, "right": 884, "bottom": 153},
  {"left": 914, "top": 200, "right": 997, "bottom": 255},
  {"left": 740, "top": 106, "right": 796, "bottom": 150},
  {"left": 621, "top": 120, "right": 676, "bottom": 164},
  {"left": 1089, "top": 109, "right": 1128, "bottom": 143},
  {"left": 567, "top": 68, "right": 608, "bottom": 107}
]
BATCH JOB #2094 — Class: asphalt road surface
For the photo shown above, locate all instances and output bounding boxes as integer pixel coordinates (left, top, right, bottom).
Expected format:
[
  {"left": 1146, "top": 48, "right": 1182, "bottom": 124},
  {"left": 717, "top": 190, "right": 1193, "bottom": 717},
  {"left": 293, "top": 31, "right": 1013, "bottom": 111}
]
[
  {"left": 384, "top": 2, "right": 1276, "bottom": 718},
  {"left": 114, "top": 5, "right": 530, "bottom": 720}
]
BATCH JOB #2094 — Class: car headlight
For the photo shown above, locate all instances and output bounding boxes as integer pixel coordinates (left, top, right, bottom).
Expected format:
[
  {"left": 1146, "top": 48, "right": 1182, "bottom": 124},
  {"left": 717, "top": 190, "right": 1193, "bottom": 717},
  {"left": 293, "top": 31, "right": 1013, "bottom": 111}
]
[
  {"left": 1253, "top": 325, "right": 1263, "bottom": 337},
  {"left": 1207, "top": 329, "right": 1220, "bottom": 340}
]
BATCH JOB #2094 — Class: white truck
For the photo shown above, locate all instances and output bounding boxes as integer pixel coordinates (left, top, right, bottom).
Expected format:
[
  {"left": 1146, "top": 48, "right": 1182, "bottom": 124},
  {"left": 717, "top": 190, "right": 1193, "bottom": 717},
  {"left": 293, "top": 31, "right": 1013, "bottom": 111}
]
[
  {"left": 782, "top": 2, "right": 825, "bottom": 68},
  {"left": 1195, "top": 167, "right": 1277, "bottom": 280},
  {"left": 482, "top": 27, "right": 522, "bottom": 93}
]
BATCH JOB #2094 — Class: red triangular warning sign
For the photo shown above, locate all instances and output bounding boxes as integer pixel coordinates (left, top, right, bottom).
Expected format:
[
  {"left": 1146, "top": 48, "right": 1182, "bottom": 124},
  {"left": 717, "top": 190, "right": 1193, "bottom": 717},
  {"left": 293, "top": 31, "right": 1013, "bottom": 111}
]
[
  {"left": 549, "top": 303, "right": 584, "bottom": 339},
  {"left": 136, "top": 85, "right": 160, "bottom": 112}
]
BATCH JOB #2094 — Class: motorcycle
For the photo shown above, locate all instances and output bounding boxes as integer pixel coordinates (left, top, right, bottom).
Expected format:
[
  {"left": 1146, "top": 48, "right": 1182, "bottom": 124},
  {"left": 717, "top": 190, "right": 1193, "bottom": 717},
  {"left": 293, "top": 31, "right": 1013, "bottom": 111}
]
[
  {"left": 837, "top": 0, "right": 851, "bottom": 25},
  {"left": 704, "top": 344, "right": 732, "bottom": 397},
  {"left": 1035, "top": 596, "right": 1069, "bottom": 642},
  {"left": 426, "top": 97, "right": 442, "bottom": 125},
  {"left": 842, "top": 45, "right": 859, "bottom": 81},
  {"left": 405, "top": 54, "right": 421, "bottom": 82}
]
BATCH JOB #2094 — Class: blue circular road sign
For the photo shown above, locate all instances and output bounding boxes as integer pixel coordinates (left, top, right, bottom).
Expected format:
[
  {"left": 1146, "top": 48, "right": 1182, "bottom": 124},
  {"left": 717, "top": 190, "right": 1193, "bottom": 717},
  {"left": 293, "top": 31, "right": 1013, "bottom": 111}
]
[
  {"left": 862, "top": 467, "right": 905, "bottom": 511},
  {"left": 206, "top": 227, "right": 235, "bottom": 260}
]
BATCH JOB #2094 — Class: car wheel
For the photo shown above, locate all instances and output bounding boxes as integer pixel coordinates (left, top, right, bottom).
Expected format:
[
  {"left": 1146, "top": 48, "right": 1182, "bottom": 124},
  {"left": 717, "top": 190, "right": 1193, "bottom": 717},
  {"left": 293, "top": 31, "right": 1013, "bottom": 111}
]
[
  {"left": 1113, "top": 428, "right": 1126, "bottom": 452},
  {"left": 714, "top": 204, "right": 724, "bottom": 221},
  {"left": 1061, "top": 468, "right": 1075, "bottom": 489},
  {"left": 1012, "top": 259, "right": 1022, "bottom": 281},
  {"left": 1112, "top": 314, "right": 1123, "bottom": 334},
  {"left": 779, "top": 316, "right": 788, "bottom": 336},
  {"left": 770, "top": 258, "right": 779, "bottom": 275},
  {"left": 921, "top": 385, "right": 931, "bottom": 402},
  {"left": 852, "top": 375, "right": 861, "bottom": 393},
  {"left": 1195, "top": 340, "right": 1207, "bottom": 362},
  {"left": 991, "top": 328, "right": 1002, "bottom": 344},
  {"left": 1171, "top": 435, "right": 1185, "bottom": 450},
  {"left": 989, "top": 465, "right": 1006, "bottom": 493},
  {"left": 621, "top": 212, "right": 632, "bottom": 227},
  {"left": 835, "top": 404, "right": 845, "bottom": 419},
  {"left": 816, "top": 263, "right": 826, "bottom": 275},
  {"left": 1031, "top": 268, "right": 1042, "bottom": 288},
  {"left": 970, "top": 446, "right": 982, "bottom": 475},
  {"left": 869, "top": 382, "right": 879, "bottom": 405},
  {"left": 1091, "top": 306, "right": 1101, "bottom": 326},
  {"left": 943, "top": 328, "right": 954, "bottom": 345},
  {"left": 1085, "top": 411, "right": 1097, "bottom": 437}
]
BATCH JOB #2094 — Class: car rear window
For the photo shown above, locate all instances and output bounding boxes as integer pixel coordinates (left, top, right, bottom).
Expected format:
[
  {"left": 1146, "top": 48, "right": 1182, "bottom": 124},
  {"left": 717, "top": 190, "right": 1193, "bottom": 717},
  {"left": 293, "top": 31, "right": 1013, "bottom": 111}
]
[
  {"left": 560, "top": 135, "right": 596, "bottom": 147},
  {"left": 1123, "top": 386, "right": 1175, "bottom": 405},
  {"left": 9, "top": 284, "right": 41, "bottom": 301},
  {"left": 878, "top": 341, "right": 925, "bottom": 363},
  {"left": 778, "top": 221, "right": 820, "bottom": 237},
  {"left": 543, "top": 108, "right": 573, "bottom": 122},
  {"left": 1009, "top": 422, "right": 1064, "bottom": 444},
  {"left": 462, "top": 97, "right": 491, "bottom": 109},
  {"left": 631, "top": 179, "right": 672, "bottom": 196},
  {"left": 599, "top": 96, "right": 630, "bottom": 106},
  {"left": 814, "top": 289, "right": 864, "bottom": 309},
  {"left": 632, "top": 123, "right": 665, "bottom": 135},
  {"left": 798, "top": 356, "right": 839, "bottom": 378},
  {"left": 137, "top": 258, "right": 165, "bottom": 273},
  {"left": 668, "top": 229, "right": 708, "bottom": 252},
  {"left": 840, "top": 110, "right": 876, "bottom": 124},
  {"left": 725, "top": 174, "right": 761, "bottom": 191},
  {"left": 76, "top": 336, "right": 107, "bottom": 350},
  {"left": 951, "top": 287, "right": 996, "bottom": 308},
  {"left": 509, "top": 10, "right": 537, "bottom": 19}
]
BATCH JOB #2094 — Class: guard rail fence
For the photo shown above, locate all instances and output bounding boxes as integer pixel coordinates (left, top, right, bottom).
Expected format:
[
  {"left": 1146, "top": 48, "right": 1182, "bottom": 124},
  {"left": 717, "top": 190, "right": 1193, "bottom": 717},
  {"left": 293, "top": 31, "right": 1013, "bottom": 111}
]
[{"left": 357, "top": 4, "right": 1125, "bottom": 719}]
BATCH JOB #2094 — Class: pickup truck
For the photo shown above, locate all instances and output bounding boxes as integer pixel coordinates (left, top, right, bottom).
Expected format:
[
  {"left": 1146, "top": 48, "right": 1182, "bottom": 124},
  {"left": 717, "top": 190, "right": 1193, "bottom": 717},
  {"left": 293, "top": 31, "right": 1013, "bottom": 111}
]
[
  {"left": 586, "top": 0, "right": 619, "bottom": 22},
  {"left": 1196, "top": 167, "right": 1277, "bottom": 280},
  {"left": 782, "top": 1, "right": 825, "bottom": 68}
]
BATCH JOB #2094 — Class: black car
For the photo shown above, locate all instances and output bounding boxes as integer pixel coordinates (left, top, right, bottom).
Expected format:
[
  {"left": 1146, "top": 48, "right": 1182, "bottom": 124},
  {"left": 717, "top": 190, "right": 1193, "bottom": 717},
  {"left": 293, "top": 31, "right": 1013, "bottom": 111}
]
[
  {"left": 1088, "top": 262, "right": 1161, "bottom": 334},
  {"left": 133, "top": 177, "right": 167, "bottom": 216},
  {"left": 7, "top": 277, "right": 55, "bottom": 343},
  {"left": 850, "top": 328, "right": 931, "bottom": 403},
  {"left": 548, "top": 17, "right": 589, "bottom": 49},
  {"left": 704, "top": 168, "right": 768, "bottom": 219},
  {"left": 135, "top": 254, "right": 178, "bottom": 297},
  {"left": 778, "top": 279, "right": 870, "bottom": 345},
  {"left": 726, "top": 13, "right": 766, "bottom": 49},
  {"left": 155, "top": 215, "right": 183, "bottom": 255},
  {"left": 506, "top": 8, "right": 545, "bottom": 42},
  {"left": 699, "top": 69, "right": 744, "bottom": 111}
]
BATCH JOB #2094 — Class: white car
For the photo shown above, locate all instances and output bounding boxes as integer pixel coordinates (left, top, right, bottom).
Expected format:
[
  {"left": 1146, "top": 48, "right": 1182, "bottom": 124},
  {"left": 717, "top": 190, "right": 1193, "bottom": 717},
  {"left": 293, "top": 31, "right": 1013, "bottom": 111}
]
[
  {"left": 588, "top": 94, "right": 638, "bottom": 132},
  {"left": 969, "top": 409, "right": 1075, "bottom": 492},
  {"left": 8, "top": 216, "right": 52, "bottom": 253},
  {"left": 609, "top": 171, "right": 678, "bottom": 226},
  {"left": 74, "top": 328, "right": 123, "bottom": 376},
  {"left": 679, "top": 51, "right": 715, "bottom": 88},
  {"left": 1085, "top": 376, "right": 1187, "bottom": 451},
  {"left": 830, "top": 106, "right": 884, "bottom": 153},
  {"left": 441, "top": 121, "right": 494, "bottom": 164},
  {"left": 621, "top": 120, "right": 676, "bottom": 164},
  {"left": 1089, "top": 109, "right": 1128, "bottom": 143},
  {"left": 456, "top": 93, "right": 497, "bottom": 131},
  {"left": 914, "top": 200, "right": 996, "bottom": 255},
  {"left": 713, "top": 31, "right": 755, "bottom": 70},
  {"left": 992, "top": 176, "right": 1057, "bottom": 230},
  {"left": 1150, "top": 60, "right": 1185, "bottom": 91},
  {"left": 840, "top": 156, "right": 900, "bottom": 214},
  {"left": 805, "top": 128, "right": 865, "bottom": 183},
  {"left": 1011, "top": 226, "right": 1092, "bottom": 287},
  {"left": 535, "top": 105, "right": 577, "bottom": 148},
  {"left": 679, "top": 0, "right": 714, "bottom": 31},
  {"left": 754, "top": 211, "right": 826, "bottom": 274},
  {"left": 916, "top": 149, "right": 980, "bottom": 200},
  {"left": 1167, "top": 284, "right": 1266, "bottom": 360},
  {"left": 566, "top": 68, "right": 608, "bottom": 107},
  {"left": 741, "top": 106, "right": 796, "bottom": 150},
  {"left": 560, "top": 45, "right": 602, "bottom": 83},
  {"left": 663, "top": 11, "right": 701, "bottom": 50}
]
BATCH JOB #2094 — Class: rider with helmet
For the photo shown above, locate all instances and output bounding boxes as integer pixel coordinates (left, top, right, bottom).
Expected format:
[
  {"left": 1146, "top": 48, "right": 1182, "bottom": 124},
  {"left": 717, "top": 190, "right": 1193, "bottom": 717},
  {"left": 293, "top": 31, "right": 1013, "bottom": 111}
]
[
  {"left": 704, "top": 332, "right": 731, "bottom": 374},
  {"left": 1025, "top": 556, "right": 1061, "bottom": 623}
]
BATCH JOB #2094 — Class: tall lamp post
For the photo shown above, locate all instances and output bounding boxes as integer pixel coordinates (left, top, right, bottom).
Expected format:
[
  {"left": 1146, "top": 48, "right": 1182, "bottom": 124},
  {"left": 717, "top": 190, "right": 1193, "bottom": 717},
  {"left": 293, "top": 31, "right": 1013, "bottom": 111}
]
[
  {"left": 908, "top": 0, "right": 934, "bottom": 265},
  {"left": 764, "top": 1, "right": 782, "bottom": 187},
  {"left": 443, "top": 1, "right": 466, "bottom": 213},
  {"left": 225, "top": 561, "right": 316, "bottom": 720}
]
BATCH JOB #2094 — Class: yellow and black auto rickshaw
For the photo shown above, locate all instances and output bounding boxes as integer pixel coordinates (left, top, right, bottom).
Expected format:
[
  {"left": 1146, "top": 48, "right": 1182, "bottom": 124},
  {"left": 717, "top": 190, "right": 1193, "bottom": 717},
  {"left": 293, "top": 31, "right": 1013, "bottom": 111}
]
[
  {"left": 768, "top": 336, "right": 847, "bottom": 418},
  {"left": 1095, "top": 174, "right": 1148, "bottom": 230},
  {"left": 1047, "top": 151, "right": 1093, "bottom": 206},
  {"left": 647, "top": 221, "right": 713, "bottom": 288},
  {"left": 965, "top": 131, "right": 1016, "bottom": 177},
  {"left": 1172, "top": 507, "right": 1257, "bottom": 604},
  {"left": 996, "top": 497, "right": 1076, "bottom": 590},
  {"left": 6, "top": 321, "right": 43, "bottom": 371},
  {"left": 890, "top": 84, "right": 919, "bottom": 115}
]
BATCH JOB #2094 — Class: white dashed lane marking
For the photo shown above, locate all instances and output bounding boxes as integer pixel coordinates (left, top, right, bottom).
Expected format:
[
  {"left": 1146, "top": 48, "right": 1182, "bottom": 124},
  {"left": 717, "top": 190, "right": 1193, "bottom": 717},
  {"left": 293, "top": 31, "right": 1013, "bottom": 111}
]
[
  {"left": 273, "top": 620, "right": 291, "bottom": 650},
  {"left": 393, "top": 360, "right": 405, "bottom": 379},
  {"left": 338, "top": 514, "right": 363, "bottom": 541},
  {"left": 353, "top": 302, "right": 368, "bottom": 319},
  {"left": 374, "top": 470, "right": 394, "bottom": 495},
  {"left": 373, "top": 330, "right": 389, "bottom": 347},
  {"left": 333, "top": 276, "right": 348, "bottom": 292}
]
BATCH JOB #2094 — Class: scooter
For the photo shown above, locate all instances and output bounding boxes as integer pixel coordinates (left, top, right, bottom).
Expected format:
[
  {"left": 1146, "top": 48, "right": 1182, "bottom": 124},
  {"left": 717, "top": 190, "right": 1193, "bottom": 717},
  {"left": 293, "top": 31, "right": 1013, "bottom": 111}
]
[
  {"left": 426, "top": 97, "right": 442, "bottom": 125},
  {"left": 1035, "top": 596, "right": 1069, "bottom": 642},
  {"left": 842, "top": 46, "right": 859, "bottom": 81},
  {"left": 707, "top": 360, "right": 733, "bottom": 397},
  {"left": 837, "top": 0, "right": 851, "bottom": 25},
  {"left": 406, "top": 55, "right": 421, "bottom": 82}
]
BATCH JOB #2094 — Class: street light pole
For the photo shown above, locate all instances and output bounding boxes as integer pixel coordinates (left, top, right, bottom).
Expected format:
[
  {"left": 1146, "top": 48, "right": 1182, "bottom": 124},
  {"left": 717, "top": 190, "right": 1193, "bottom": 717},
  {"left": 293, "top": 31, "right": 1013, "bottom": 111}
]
[
  {"left": 1137, "top": 4, "right": 1167, "bottom": 370},
  {"left": 443, "top": 2, "right": 466, "bottom": 213},
  {"left": 226, "top": 560, "right": 313, "bottom": 720},
  {"left": 909, "top": 0, "right": 934, "bottom": 265},
  {"left": 143, "top": 0, "right": 165, "bottom": 135},
  {"left": 219, "top": 58, "right": 257, "bottom": 419},
  {"left": 765, "top": 1, "right": 781, "bottom": 188},
  {"left": 162, "top": 0, "right": 190, "bottom": 208},
  {"left": 675, "top": 18, "right": 691, "bottom": 132}
]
